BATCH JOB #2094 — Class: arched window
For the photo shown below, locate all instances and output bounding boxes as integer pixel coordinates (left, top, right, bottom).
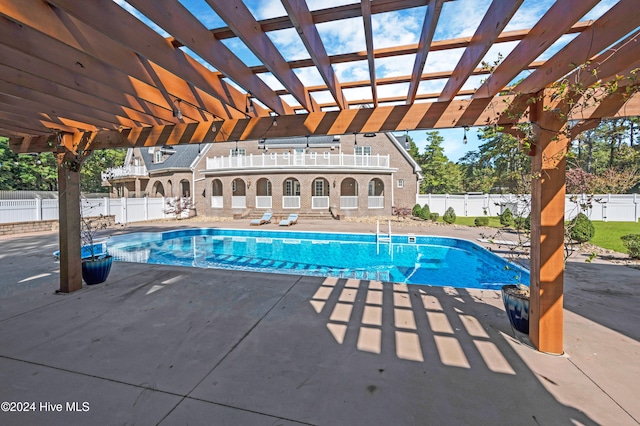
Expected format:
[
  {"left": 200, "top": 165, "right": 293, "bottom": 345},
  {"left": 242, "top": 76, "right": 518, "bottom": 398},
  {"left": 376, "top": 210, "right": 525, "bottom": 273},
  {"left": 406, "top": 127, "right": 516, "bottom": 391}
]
[{"left": 152, "top": 181, "right": 165, "bottom": 197}]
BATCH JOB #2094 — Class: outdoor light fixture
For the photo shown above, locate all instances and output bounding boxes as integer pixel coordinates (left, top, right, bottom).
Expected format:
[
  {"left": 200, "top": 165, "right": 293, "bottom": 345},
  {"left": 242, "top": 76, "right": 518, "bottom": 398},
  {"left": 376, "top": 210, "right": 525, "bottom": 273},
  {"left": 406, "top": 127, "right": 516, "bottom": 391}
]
[
  {"left": 258, "top": 138, "right": 268, "bottom": 151},
  {"left": 463, "top": 126, "right": 469, "bottom": 144},
  {"left": 271, "top": 114, "right": 278, "bottom": 127},
  {"left": 305, "top": 135, "right": 310, "bottom": 149},
  {"left": 353, "top": 132, "right": 358, "bottom": 146},
  {"left": 364, "top": 133, "right": 376, "bottom": 137},
  {"left": 246, "top": 93, "right": 255, "bottom": 114},
  {"left": 173, "top": 99, "right": 183, "bottom": 120},
  {"left": 235, "top": 140, "right": 239, "bottom": 155}
]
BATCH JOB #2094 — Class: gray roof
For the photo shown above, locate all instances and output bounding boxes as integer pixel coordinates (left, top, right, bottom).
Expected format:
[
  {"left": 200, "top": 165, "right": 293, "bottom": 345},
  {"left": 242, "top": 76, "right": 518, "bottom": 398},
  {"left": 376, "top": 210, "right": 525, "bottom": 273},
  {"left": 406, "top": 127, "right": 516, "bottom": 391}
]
[{"left": 140, "top": 144, "right": 202, "bottom": 171}]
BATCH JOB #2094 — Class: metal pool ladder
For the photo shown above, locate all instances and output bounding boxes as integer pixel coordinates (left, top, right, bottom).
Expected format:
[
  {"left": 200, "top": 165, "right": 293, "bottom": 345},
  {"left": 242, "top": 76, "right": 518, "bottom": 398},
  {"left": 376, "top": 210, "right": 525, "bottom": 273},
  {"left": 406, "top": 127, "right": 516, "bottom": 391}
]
[{"left": 376, "top": 220, "right": 391, "bottom": 243}]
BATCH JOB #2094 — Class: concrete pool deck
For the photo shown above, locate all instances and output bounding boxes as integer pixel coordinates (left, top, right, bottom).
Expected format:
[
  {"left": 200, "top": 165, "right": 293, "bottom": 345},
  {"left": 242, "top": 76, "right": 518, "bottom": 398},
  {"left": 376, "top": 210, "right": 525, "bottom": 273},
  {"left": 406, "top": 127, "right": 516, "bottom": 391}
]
[{"left": 1, "top": 219, "right": 639, "bottom": 425}]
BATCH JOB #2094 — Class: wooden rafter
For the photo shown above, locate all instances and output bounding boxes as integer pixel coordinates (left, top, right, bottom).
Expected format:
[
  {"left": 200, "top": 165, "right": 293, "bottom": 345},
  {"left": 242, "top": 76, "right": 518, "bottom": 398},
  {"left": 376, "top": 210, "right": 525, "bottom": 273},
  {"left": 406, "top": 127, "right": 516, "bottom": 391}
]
[
  {"left": 438, "top": 0, "right": 523, "bottom": 101},
  {"left": 282, "top": 0, "right": 346, "bottom": 110},
  {"left": 473, "top": 0, "right": 601, "bottom": 99},
  {"left": 515, "top": 0, "right": 640, "bottom": 95},
  {"left": 360, "top": 0, "right": 378, "bottom": 107},
  {"left": 126, "top": 0, "right": 286, "bottom": 116},
  {"left": 247, "top": 21, "right": 592, "bottom": 74},
  {"left": 205, "top": 0, "right": 318, "bottom": 113},
  {"left": 406, "top": 0, "right": 443, "bottom": 104},
  {"left": 40, "top": 0, "right": 251, "bottom": 117}
]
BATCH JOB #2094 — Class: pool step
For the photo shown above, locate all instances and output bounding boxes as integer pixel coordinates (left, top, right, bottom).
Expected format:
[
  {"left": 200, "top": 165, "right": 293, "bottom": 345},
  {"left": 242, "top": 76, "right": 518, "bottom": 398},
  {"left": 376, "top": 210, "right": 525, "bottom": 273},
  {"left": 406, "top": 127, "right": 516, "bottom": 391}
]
[{"left": 201, "top": 252, "right": 389, "bottom": 281}]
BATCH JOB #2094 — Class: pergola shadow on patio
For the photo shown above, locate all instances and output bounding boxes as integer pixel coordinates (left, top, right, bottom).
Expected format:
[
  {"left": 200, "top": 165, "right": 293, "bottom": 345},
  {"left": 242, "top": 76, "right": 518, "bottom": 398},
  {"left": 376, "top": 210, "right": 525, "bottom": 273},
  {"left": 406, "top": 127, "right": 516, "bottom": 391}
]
[
  {"left": 0, "top": 227, "right": 639, "bottom": 425},
  {"left": 2, "top": 0, "right": 640, "bottom": 354}
]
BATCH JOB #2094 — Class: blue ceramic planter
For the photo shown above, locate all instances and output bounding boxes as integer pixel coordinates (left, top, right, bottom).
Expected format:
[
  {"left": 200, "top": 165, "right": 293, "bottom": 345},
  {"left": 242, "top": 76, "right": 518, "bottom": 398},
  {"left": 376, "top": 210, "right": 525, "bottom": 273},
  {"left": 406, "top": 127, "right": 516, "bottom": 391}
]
[
  {"left": 82, "top": 255, "right": 113, "bottom": 285},
  {"left": 501, "top": 284, "right": 529, "bottom": 334}
]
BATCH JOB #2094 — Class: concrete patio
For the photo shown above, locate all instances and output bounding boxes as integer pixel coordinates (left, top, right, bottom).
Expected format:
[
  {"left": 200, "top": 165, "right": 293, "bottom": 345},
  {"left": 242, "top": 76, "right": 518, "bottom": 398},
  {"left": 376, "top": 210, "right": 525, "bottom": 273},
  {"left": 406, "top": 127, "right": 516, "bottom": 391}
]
[{"left": 0, "top": 219, "right": 639, "bottom": 425}]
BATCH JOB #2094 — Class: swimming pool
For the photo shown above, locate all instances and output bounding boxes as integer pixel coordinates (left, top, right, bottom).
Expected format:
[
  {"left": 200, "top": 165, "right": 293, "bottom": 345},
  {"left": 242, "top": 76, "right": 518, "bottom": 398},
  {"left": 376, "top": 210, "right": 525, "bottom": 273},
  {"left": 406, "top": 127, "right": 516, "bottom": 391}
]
[{"left": 106, "top": 228, "right": 529, "bottom": 290}]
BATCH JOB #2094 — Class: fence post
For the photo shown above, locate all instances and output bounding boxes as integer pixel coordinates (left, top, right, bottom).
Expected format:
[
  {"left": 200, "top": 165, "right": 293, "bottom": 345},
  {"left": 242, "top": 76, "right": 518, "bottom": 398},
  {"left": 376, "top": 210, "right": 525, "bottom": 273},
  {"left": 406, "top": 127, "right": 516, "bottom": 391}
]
[
  {"left": 35, "top": 198, "right": 42, "bottom": 221},
  {"left": 121, "top": 197, "right": 127, "bottom": 224},
  {"left": 464, "top": 193, "right": 468, "bottom": 216},
  {"left": 104, "top": 197, "right": 110, "bottom": 216},
  {"left": 144, "top": 196, "right": 149, "bottom": 221}
]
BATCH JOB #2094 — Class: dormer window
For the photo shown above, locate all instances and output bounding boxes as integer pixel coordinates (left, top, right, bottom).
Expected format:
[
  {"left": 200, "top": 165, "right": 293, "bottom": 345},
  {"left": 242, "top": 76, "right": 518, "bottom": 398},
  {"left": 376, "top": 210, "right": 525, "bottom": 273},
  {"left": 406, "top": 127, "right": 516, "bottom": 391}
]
[{"left": 154, "top": 149, "right": 163, "bottom": 163}]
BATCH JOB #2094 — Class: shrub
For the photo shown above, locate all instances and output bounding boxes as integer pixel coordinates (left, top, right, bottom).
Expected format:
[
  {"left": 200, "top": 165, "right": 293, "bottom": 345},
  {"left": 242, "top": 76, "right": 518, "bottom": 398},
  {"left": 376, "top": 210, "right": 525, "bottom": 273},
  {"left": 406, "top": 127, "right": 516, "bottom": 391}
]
[
  {"left": 429, "top": 212, "right": 439, "bottom": 221},
  {"left": 474, "top": 216, "right": 489, "bottom": 226},
  {"left": 419, "top": 204, "right": 431, "bottom": 220},
  {"left": 412, "top": 204, "right": 422, "bottom": 217},
  {"left": 443, "top": 207, "right": 456, "bottom": 224},
  {"left": 621, "top": 234, "right": 640, "bottom": 259},
  {"left": 514, "top": 214, "right": 530, "bottom": 231},
  {"left": 568, "top": 213, "right": 595, "bottom": 243},
  {"left": 500, "top": 208, "right": 514, "bottom": 227}
]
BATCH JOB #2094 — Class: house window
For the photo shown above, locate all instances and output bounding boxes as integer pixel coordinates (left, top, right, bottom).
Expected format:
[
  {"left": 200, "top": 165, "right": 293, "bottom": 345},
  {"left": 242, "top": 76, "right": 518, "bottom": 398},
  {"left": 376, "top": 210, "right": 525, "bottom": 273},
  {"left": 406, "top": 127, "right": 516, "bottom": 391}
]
[
  {"left": 397, "top": 179, "right": 404, "bottom": 188},
  {"left": 355, "top": 146, "right": 371, "bottom": 155},
  {"left": 232, "top": 180, "right": 236, "bottom": 192},
  {"left": 230, "top": 148, "right": 246, "bottom": 157},
  {"left": 285, "top": 179, "right": 300, "bottom": 196},
  {"left": 314, "top": 179, "right": 324, "bottom": 196},
  {"left": 154, "top": 150, "right": 162, "bottom": 163},
  {"left": 324, "top": 151, "right": 330, "bottom": 158}
]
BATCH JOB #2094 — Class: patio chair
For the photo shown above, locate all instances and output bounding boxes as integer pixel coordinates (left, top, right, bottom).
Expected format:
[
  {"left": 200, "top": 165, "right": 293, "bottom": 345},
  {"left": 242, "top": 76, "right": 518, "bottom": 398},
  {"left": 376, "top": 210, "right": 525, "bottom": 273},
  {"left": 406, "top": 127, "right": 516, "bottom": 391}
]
[
  {"left": 250, "top": 212, "right": 272, "bottom": 226},
  {"left": 279, "top": 213, "right": 298, "bottom": 226}
]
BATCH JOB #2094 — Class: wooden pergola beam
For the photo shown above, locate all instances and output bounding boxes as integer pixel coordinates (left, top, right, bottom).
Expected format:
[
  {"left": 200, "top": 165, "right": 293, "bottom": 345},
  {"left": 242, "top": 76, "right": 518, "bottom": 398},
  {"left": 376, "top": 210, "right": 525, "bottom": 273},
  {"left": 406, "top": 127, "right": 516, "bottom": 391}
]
[
  {"left": 406, "top": 0, "right": 443, "bottom": 104},
  {"left": 283, "top": 0, "right": 346, "bottom": 110},
  {"left": 42, "top": 0, "right": 253, "bottom": 117},
  {"left": 439, "top": 0, "right": 523, "bottom": 102},
  {"left": 360, "top": 0, "right": 378, "bottom": 107},
  {"left": 515, "top": 0, "right": 640, "bottom": 94},
  {"left": 474, "top": 0, "right": 601, "bottom": 99},
  {"left": 205, "top": 0, "right": 317, "bottom": 113},
  {"left": 125, "top": 0, "right": 284, "bottom": 117}
]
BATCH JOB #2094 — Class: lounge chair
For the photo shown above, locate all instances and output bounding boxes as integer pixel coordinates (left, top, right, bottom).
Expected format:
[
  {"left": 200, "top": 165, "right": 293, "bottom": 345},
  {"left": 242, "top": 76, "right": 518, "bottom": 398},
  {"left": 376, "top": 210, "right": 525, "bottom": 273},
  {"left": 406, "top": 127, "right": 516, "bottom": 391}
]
[
  {"left": 279, "top": 213, "right": 298, "bottom": 226},
  {"left": 250, "top": 212, "right": 272, "bottom": 226}
]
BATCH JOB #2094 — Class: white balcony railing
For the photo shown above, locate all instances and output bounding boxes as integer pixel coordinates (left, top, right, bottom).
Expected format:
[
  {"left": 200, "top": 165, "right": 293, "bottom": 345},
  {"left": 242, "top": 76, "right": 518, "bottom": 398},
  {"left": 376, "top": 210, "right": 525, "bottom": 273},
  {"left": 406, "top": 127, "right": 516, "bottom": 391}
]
[
  {"left": 312, "top": 196, "right": 329, "bottom": 209},
  {"left": 340, "top": 196, "right": 358, "bottom": 209},
  {"left": 283, "top": 196, "right": 300, "bottom": 209},
  {"left": 368, "top": 196, "right": 384, "bottom": 209},
  {"left": 232, "top": 196, "right": 246, "bottom": 209},
  {"left": 101, "top": 165, "right": 148, "bottom": 181},
  {"left": 211, "top": 196, "right": 223, "bottom": 208},
  {"left": 205, "top": 153, "right": 390, "bottom": 171},
  {"left": 255, "top": 196, "right": 272, "bottom": 209}
]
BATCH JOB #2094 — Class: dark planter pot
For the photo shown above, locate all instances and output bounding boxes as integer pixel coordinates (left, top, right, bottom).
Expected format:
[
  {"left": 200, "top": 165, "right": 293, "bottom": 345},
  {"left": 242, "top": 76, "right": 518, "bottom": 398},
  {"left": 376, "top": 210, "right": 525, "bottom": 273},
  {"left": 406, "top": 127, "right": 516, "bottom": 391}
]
[
  {"left": 501, "top": 284, "right": 529, "bottom": 334},
  {"left": 82, "top": 255, "right": 113, "bottom": 285}
]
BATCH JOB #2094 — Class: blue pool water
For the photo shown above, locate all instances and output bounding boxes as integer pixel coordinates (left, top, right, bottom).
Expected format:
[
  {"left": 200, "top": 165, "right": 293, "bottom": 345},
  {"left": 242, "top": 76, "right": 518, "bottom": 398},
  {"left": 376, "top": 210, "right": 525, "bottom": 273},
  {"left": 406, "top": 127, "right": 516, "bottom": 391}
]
[{"left": 106, "top": 228, "right": 529, "bottom": 290}]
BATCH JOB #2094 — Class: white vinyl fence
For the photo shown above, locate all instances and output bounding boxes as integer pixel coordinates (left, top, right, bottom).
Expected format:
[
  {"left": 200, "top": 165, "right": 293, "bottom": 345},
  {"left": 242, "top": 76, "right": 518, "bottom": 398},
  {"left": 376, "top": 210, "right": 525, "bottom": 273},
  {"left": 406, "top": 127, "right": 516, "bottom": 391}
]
[
  {"left": 416, "top": 193, "right": 640, "bottom": 222},
  {"left": 0, "top": 197, "right": 168, "bottom": 225}
]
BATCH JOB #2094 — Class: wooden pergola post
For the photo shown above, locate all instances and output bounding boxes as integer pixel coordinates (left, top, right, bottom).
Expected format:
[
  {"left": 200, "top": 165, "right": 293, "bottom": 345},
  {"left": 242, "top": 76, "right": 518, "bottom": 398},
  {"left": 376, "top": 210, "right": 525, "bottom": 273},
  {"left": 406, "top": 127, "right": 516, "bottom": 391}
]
[
  {"left": 56, "top": 137, "right": 88, "bottom": 293},
  {"left": 529, "top": 91, "right": 570, "bottom": 354}
]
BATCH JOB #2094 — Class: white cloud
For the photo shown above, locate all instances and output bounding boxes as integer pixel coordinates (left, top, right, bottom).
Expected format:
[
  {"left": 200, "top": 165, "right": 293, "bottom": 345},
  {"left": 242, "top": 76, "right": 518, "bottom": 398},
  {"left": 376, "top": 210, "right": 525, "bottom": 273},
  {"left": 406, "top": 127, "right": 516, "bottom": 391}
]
[
  {"left": 316, "top": 17, "right": 366, "bottom": 55},
  {"left": 246, "top": 0, "right": 287, "bottom": 20},
  {"left": 504, "top": 0, "right": 554, "bottom": 32},
  {"left": 435, "top": 0, "right": 491, "bottom": 40},
  {"left": 371, "top": 9, "right": 422, "bottom": 49},
  {"left": 267, "top": 28, "right": 310, "bottom": 61}
]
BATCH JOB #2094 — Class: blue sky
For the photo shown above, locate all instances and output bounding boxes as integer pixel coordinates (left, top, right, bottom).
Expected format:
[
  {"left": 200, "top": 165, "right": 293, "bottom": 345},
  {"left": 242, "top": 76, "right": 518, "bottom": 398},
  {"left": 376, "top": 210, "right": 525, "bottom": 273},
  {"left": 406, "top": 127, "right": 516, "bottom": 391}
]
[{"left": 115, "top": 0, "right": 618, "bottom": 160}]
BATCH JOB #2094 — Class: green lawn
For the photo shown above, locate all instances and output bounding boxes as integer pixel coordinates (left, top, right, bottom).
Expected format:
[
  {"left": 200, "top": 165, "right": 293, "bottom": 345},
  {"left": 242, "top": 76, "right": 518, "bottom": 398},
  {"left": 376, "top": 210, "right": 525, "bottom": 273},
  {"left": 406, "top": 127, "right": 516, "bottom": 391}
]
[
  {"left": 431, "top": 216, "right": 639, "bottom": 253},
  {"left": 591, "top": 221, "right": 640, "bottom": 253}
]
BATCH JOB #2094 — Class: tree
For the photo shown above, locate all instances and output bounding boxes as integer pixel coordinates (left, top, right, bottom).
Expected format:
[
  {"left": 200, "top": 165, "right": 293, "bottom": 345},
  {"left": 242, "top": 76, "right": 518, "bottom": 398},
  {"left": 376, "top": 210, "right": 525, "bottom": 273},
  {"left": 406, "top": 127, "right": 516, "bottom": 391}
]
[
  {"left": 80, "top": 149, "right": 127, "bottom": 193},
  {"left": 458, "top": 150, "right": 496, "bottom": 193},
  {"left": 419, "top": 131, "right": 462, "bottom": 193},
  {"left": 0, "top": 138, "right": 58, "bottom": 190},
  {"left": 474, "top": 126, "right": 531, "bottom": 193},
  {"left": 0, "top": 138, "right": 125, "bottom": 193}
]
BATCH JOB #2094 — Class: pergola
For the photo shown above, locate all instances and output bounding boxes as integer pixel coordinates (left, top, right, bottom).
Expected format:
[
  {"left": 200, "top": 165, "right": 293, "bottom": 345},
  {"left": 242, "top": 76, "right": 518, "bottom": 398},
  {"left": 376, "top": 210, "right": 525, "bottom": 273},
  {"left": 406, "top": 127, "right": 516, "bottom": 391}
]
[{"left": 2, "top": 0, "right": 639, "bottom": 354}]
